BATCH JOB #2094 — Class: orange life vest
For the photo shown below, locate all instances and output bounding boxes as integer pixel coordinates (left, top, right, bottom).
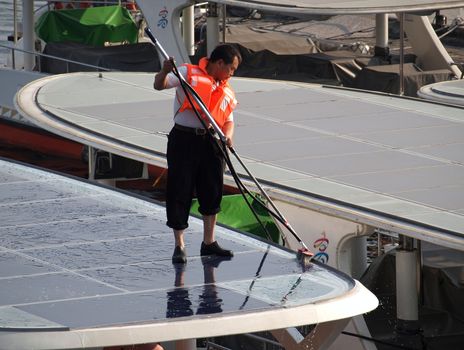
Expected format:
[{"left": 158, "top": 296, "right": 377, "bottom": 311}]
[{"left": 177, "top": 57, "right": 237, "bottom": 129}]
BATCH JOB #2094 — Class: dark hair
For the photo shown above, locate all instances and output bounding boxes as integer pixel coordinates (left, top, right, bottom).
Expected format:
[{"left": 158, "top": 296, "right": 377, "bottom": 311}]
[{"left": 210, "top": 44, "right": 242, "bottom": 65}]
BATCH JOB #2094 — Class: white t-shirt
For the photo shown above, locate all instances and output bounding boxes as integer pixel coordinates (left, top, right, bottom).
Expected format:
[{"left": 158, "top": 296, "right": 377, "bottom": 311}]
[{"left": 166, "top": 66, "right": 234, "bottom": 129}]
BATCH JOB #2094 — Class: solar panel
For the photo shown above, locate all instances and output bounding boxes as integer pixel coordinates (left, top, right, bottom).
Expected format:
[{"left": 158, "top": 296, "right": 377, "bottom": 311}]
[
  {"left": 419, "top": 79, "right": 464, "bottom": 106},
  {"left": 212, "top": 0, "right": 464, "bottom": 15},
  {"left": 0, "top": 158, "right": 366, "bottom": 348},
  {"left": 15, "top": 72, "right": 464, "bottom": 244}
]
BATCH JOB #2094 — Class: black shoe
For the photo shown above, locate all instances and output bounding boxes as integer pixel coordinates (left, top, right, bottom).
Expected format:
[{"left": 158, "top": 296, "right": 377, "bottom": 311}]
[
  {"left": 172, "top": 246, "right": 187, "bottom": 264},
  {"left": 200, "top": 241, "right": 233, "bottom": 257}
]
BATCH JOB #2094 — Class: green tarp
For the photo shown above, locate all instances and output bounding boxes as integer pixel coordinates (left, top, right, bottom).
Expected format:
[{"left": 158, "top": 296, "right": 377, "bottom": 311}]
[
  {"left": 35, "top": 5, "right": 138, "bottom": 46},
  {"left": 191, "top": 194, "right": 282, "bottom": 244}
]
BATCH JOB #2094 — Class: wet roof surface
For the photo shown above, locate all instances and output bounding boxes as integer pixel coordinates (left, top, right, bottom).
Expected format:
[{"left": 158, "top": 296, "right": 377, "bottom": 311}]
[
  {"left": 0, "top": 158, "right": 355, "bottom": 338},
  {"left": 18, "top": 72, "right": 464, "bottom": 243}
]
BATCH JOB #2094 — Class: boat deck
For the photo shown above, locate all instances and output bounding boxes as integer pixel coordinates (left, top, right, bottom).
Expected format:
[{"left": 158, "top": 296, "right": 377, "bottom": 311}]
[
  {"left": 15, "top": 72, "right": 464, "bottom": 250},
  {"left": 0, "top": 157, "right": 375, "bottom": 349},
  {"left": 211, "top": 0, "right": 464, "bottom": 15},
  {"left": 418, "top": 79, "right": 464, "bottom": 106}
]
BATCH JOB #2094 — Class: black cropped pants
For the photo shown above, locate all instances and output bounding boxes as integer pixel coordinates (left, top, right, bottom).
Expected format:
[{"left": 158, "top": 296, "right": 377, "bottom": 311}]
[{"left": 166, "top": 126, "right": 224, "bottom": 230}]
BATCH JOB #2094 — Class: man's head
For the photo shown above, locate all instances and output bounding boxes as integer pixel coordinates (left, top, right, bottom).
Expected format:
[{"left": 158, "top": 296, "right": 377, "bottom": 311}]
[{"left": 208, "top": 44, "right": 242, "bottom": 81}]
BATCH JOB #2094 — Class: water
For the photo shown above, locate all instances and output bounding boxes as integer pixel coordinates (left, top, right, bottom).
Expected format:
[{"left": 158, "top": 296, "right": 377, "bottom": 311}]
[{"left": 0, "top": 0, "right": 47, "bottom": 67}]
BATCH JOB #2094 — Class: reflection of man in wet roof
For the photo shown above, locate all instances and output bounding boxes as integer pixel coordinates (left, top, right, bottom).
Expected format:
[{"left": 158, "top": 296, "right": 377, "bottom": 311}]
[
  {"left": 167, "top": 257, "right": 228, "bottom": 321},
  {"left": 154, "top": 44, "right": 242, "bottom": 264}
]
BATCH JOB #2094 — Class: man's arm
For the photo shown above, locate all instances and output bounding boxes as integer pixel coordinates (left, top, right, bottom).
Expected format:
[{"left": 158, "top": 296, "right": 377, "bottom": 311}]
[
  {"left": 222, "top": 121, "right": 234, "bottom": 148},
  {"left": 154, "top": 58, "right": 175, "bottom": 90}
]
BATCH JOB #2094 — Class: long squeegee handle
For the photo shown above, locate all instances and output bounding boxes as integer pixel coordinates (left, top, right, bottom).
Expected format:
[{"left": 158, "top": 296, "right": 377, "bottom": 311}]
[
  {"left": 145, "top": 27, "right": 226, "bottom": 142},
  {"left": 229, "top": 146, "right": 310, "bottom": 251},
  {"left": 145, "top": 27, "right": 170, "bottom": 61}
]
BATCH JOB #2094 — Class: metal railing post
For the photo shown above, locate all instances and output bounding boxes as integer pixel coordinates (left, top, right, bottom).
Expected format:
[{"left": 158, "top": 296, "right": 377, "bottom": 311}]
[
  {"left": 399, "top": 12, "right": 405, "bottom": 95},
  {"left": 11, "top": 48, "right": 16, "bottom": 70},
  {"left": 222, "top": 4, "right": 227, "bottom": 43},
  {"left": 88, "top": 146, "right": 95, "bottom": 180}
]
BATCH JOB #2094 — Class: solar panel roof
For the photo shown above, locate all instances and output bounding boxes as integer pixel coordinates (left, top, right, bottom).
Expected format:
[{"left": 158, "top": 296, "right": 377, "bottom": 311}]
[
  {"left": 418, "top": 79, "right": 464, "bottom": 106},
  {"left": 212, "top": 0, "right": 464, "bottom": 14},
  {"left": 15, "top": 72, "right": 464, "bottom": 250},
  {"left": 0, "top": 158, "right": 376, "bottom": 349}
]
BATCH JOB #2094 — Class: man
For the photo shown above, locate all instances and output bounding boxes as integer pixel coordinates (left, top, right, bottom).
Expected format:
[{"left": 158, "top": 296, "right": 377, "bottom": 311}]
[{"left": 154, "top": 44, "right": 242, "bottom": 264}]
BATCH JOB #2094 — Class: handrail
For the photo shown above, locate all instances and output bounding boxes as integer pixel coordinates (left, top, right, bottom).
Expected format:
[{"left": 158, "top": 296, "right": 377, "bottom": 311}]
[{"left": 0, "top": 42, "right": 114, "bottom": 73}]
